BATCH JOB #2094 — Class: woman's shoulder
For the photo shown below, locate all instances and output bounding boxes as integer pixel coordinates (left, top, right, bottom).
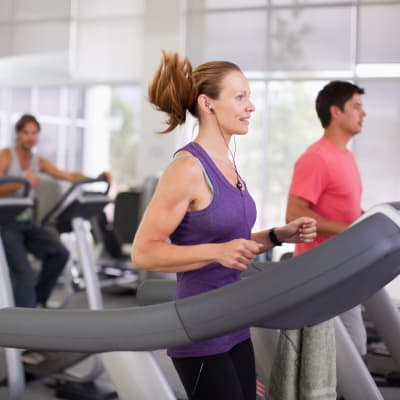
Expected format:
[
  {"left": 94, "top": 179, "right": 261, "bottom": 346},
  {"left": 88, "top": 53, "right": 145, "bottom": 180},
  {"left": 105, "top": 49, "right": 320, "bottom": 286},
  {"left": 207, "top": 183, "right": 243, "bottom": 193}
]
[
  {"left": 165, "top": 151, "right": 204, "bottom": 183},
  {"left": 154, "top": 153, "right": 206, "bottom": 204}
]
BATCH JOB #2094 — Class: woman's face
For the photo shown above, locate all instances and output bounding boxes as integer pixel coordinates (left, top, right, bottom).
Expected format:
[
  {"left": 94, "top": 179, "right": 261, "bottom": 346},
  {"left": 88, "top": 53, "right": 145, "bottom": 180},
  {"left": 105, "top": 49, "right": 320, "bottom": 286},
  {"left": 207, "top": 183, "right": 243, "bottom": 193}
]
[{"left": 211, "top": 70, "right": 255, "bottom": 136}]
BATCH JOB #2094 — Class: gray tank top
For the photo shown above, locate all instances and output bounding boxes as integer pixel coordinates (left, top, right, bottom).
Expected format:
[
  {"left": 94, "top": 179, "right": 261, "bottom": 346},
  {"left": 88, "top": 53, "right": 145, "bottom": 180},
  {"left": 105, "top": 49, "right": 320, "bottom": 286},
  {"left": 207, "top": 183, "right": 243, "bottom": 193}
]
[
  {"left": 6, "top": 147, "right": 40, "bottom": 178},
  {"left": 5, "top": 147, "right": 40, "bottom": 220}
]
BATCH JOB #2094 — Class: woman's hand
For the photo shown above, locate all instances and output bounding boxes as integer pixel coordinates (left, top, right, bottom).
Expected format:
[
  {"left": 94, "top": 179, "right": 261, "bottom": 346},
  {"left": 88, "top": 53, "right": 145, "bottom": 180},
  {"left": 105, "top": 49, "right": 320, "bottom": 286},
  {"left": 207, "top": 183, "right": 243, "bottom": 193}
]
[
  {"left": 275, "top": 217, "right": 317, "bottom": 244},
  {"left": 218, "top": 239, "right": 264, "bottom": 271}
]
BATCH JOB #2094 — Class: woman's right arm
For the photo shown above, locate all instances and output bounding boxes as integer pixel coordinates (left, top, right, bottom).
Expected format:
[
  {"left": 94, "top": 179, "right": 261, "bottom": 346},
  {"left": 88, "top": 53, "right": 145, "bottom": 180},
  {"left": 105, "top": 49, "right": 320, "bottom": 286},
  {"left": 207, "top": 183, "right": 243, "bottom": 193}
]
[{"left": 132, "top": 157, "right": 262, "bottom": 273}]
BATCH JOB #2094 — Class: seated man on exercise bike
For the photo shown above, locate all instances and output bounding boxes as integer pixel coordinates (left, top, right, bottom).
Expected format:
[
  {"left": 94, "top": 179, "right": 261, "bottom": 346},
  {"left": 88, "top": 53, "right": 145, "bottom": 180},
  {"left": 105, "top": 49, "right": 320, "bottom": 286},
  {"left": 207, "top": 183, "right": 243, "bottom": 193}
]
[{"left": 0, "top": 114, "right": 110, "bottom": 308}]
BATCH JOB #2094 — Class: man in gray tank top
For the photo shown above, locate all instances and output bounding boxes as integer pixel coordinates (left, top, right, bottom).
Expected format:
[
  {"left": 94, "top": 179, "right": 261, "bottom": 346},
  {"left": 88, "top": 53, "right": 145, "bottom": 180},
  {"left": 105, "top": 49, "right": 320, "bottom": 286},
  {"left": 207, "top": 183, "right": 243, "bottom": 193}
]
[{"left": 0, "top": 114, "right": 110, "bottom": 308}]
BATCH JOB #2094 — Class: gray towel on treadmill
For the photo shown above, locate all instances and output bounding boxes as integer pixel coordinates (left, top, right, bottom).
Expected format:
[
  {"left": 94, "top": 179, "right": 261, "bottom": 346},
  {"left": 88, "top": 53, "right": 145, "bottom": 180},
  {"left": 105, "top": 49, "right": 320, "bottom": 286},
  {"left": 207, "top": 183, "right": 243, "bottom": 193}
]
[{"left": 269, "top": 320, "right": 336, "bottom": 400}]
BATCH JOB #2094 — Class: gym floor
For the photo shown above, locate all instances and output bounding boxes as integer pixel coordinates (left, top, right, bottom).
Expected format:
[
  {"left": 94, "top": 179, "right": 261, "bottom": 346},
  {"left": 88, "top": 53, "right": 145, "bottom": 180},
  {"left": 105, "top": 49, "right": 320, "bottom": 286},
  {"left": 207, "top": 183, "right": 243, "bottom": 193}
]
[{"left": 1, "top": 282, "right": 399, "bottom": 399}]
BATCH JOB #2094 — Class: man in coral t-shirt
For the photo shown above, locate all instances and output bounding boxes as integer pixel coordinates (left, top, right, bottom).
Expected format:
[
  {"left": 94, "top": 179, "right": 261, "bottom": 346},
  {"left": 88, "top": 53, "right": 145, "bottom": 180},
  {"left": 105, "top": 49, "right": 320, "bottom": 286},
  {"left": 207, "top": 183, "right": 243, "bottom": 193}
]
[{"left": 286, "top": 80, "right": 367, "bottom": 357}]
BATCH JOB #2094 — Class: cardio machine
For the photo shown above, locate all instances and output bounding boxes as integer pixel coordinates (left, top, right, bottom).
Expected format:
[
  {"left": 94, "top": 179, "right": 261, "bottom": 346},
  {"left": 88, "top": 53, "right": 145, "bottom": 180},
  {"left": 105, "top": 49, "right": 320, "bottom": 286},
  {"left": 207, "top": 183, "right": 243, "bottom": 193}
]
[
  {"left": 40, "top": 176, "right": 175, "bottom": 400},
  {"left": 0, "top": 177, "right": 33, "bottom": 399},
  {"left": 0, "top": 176, "right": 118, "bottom": 400},
  {"left": 136, "top": 203, "right": 400, "bottom": 400},
  {"left": 2, "top": 202, "right": 400, "bottom": 399}
]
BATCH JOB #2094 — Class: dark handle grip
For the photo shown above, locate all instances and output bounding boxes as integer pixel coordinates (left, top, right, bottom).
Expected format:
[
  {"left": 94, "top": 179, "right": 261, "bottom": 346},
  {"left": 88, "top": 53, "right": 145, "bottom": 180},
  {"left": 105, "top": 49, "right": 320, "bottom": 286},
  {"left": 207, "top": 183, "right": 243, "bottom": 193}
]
[
  {"left": 41, "top": 177, "right": 110, "bottom": 226},
  {"left": 0, "top": 176, "right": 31, "bottom": 197}
]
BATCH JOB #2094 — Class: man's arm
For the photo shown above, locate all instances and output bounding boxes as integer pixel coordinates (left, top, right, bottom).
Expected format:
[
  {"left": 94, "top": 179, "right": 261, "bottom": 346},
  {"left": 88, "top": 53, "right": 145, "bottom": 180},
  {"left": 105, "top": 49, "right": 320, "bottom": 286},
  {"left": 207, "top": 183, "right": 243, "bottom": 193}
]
[
  {"left": 286, "top": 194, "right": 348, "bottom": 236},
  {"left": 39, "top": 157, "right": 111, "bottom": 183},
  {"left": 39, "top": 157, "right": 88, "bottom": 182},
  {"left": 0, "top": 149, "right": 26, "bottom": 196}
]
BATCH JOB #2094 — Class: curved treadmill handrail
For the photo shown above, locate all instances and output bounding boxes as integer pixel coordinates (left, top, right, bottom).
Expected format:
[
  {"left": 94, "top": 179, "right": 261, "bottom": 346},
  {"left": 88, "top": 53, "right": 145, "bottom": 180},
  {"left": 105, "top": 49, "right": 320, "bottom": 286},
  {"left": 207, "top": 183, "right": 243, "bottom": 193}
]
[
  {"left": 0, "top": 205, "right": 399, "bottom": 353},
  {"left": 41, "top": 177, "right": 110, "bottom": 226},
  {"left": 135, "top": 263, "right": 279, "bottom": 306}
]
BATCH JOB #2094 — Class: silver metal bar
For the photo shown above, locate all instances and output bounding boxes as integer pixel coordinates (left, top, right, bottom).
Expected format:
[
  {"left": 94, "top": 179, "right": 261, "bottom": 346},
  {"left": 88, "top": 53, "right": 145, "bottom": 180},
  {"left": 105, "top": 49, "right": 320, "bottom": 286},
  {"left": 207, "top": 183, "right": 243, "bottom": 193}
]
[
  {"left": 0, "top": 236, "right": 25, "bottom": 400},
  {"left": 364, "top": 289, "right": 400, "bottom": 368},
  {"left": 72, "top": 217, "right": 103, "bottom": 310},
  {"left": 72, "top": 217, "right": 175, "bottom": 399},
  {"left": 335, "top": 318, "right": 383, "bottom": 400}
]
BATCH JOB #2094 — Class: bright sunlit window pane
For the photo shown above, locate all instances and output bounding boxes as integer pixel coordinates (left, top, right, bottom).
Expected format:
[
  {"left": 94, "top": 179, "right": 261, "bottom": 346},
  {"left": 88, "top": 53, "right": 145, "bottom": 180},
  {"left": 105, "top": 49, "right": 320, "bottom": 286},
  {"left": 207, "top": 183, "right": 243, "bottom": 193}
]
[
  {"left": 36, "top": 123, "right": 60, "bottom": 164},
  {"left": 354, "top": 80, "right": 400, "bottom": 208},
  {"left": 186, "top": 10, "right": 267, "bottom": 71},
  {"left": 38, "top": 87, "right": 60, "bottom": 116},
  {"left": 358, "top": 4, "right": 400, "bottom": 64},
  {"left": 109, "top": 85, "right": 142, "bottom": 189},
  {"left": 235, "top": 81, "right": 323, "bottom": 229},
  {"left": 269, "top": 6, "right": 353, "bottom": 71},
  {"left": 11, "top": 88, "right": 31, "bottom": 113}
]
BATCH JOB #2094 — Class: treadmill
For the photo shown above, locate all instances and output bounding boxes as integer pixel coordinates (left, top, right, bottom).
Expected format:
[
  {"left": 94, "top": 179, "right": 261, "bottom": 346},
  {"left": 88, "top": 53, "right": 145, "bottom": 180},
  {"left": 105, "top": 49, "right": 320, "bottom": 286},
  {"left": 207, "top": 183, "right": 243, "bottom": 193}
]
[
  {"left": 1, "top": 202, "right": 400, "bottom": 399},
  {"left": 0, "top": 177, "right": 33, "bottom": 400},
  {"left": 40, "top": 177, "right": 174, "bottom": 400},
  {"left": 0, "top": 177, "right": 118, "bottom": 400}
]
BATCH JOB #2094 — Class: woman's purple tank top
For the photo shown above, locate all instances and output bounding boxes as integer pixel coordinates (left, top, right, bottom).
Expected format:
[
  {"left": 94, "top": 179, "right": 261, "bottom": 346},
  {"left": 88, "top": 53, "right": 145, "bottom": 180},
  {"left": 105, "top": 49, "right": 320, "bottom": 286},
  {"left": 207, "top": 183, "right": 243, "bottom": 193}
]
[{"left": 167, "top": 142, "right": 257, "bottom": 358}]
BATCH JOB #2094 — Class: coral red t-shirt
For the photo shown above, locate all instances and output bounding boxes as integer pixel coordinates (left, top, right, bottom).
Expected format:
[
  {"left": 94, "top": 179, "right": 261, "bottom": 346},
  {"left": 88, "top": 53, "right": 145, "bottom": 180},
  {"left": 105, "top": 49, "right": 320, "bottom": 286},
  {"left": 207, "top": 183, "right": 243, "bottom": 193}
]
[{"left": 289, "top": 136, "right": 362, "bottom": 256}]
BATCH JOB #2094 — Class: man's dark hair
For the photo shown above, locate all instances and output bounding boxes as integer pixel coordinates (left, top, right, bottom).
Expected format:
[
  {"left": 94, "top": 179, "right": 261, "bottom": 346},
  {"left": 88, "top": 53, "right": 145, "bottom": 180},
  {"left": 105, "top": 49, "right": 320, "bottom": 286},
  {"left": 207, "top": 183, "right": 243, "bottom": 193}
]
[
  {"left": 15, "top": 114, "right": 41, "bottom": 133},
  {"left": 316, "top": 81, "right": 365, "bottom": 128}
]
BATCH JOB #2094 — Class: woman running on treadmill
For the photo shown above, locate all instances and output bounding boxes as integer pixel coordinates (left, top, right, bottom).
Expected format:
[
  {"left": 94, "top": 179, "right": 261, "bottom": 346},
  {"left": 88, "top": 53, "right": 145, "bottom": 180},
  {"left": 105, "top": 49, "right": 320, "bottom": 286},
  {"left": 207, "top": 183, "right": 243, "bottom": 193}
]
[{"left": 132, "top": 51, "right": 317, "bottom": 400}]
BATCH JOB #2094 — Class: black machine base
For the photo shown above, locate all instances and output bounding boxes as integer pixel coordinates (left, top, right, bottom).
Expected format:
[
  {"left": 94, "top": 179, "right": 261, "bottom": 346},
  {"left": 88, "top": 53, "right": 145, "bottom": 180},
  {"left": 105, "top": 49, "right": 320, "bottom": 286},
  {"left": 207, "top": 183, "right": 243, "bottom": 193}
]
[
  {"left": 55, "top": 381, "right": 117, "bottom": 400},
  {"left": 384, "top": 371, "right": 400, "bottom": 387}
]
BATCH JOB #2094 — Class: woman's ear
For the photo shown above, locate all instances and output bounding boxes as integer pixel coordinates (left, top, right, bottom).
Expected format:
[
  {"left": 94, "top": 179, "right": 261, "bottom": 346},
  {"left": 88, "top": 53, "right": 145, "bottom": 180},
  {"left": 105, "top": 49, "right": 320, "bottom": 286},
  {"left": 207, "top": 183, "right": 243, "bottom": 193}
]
[{"left": 198, "top": 95, "right": 214, "bottom": 114}]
